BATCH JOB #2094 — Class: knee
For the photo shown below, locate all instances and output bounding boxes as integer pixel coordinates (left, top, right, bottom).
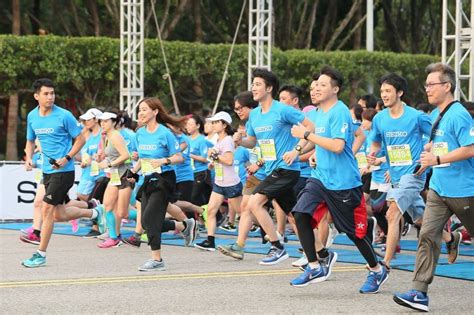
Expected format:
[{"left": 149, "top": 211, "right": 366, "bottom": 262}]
[{"left": 386, "top": 206, "right": 401, "bottom": 223}]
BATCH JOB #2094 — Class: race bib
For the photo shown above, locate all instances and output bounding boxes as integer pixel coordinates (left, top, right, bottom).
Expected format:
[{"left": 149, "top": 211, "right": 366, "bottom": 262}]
[
  {"left": 90, "top": 161, "right": 99, "bottom": 176},
  {"left": 109, "top": 168, "right": 121, "bottom": 186},
  {"left": 432, "top": 142, "right": 450, "bottom": 168},
  {"left": 141, "top": 159, "right": 162, "bottom": 175},
  {"left": 249, "top": 147, "right": 262, "bottom": 164},
  {"left": 191, "top": 158, "right": 195, "bottom": 170},
  {"left": 387, "top": 144, "right": 413, "bottom": 166},
  {"left": 214, "top": 162, "right": 224, "bottom": 181},
  {"left": 355, "top": 152, "right": 368, "bottom": 169},
  {"left": 258, "top": 139, "right": 277, "bottom": 161},
  {"left": 34, "top": 169, "right": 42, "bottom": 184},
  {"left": 82, "top": 152, "right": 90, "bottom": 164}
]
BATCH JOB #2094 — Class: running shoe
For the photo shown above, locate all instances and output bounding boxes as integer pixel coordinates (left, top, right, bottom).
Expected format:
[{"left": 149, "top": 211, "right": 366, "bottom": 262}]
[
  {"left": 401, "top": 221, "right": 411, "bottom": 236},
  {"left": 217, "top": 243, "right": 244, "bottom": 260},
  {"left": 321, "top": 251, "right": 338, "bottom": 279},
  {"left": 359, "top": 265, "right": 389, "bottom": 294},
  {"left": 182, "top": 218, "right": 197, "bottom": 247},
  {"left": 97, "top": 238, "right": 122, "bottom": 248},
  {"left": 250, "top": 224, "right": 260, "bottom": 233},
  {"left": 290, "top": 264, "right": 328, "bottom": 287},
  {"left": 199, "top": 205, "right": 208, "bottom": 227},
  {"left": 70, "top": 219, "right": 79, "bottom": 233},
  {"left": 461, "top": 229, "right": 472, "bottom": 245},
  {"left": 123, "top": 235, "right": 141, "bottom": 248},
  {"left": 194, "top": 239, "right": 215, "bottom": 251},
  {"left": 446, "top": 231, "right": 462, "bottom": 264},
  {"left": 291, "top": 253, "right": 308, "bottom": 268},
  {"left": 95, "top": 205, "right": 106, "bottom": 234},
  {"left": 22, "top": 252, "right": 46, "bottom": 268},
  {"left": 97, "top": 231, "right": 109, "bottom": 240},
  {"left": 138, "top": 259, "right": 166, "bottom": 272},
  {"left": 326, "top": 223, "right": 339, "bottom": 248},
  {"left": 20, "top": 232, "right": 41, "bottom": 245},
  {"left": 20, "top": 226, "right": 34, "bottom": 235},
  {"left": 393, "top": 290, "right": 429, "bottom": 312},
  {"left": 141, "top": 233, "right": 148, "bottom": 243},
  {"left": 219, "top": 222, "right": 237, "bottom": 232},
  {"left": 83, "top": 229, "right": 101, "bottom": 238},
  {"left": 259, "top": 246, "right": 289, "bottom": 265}
]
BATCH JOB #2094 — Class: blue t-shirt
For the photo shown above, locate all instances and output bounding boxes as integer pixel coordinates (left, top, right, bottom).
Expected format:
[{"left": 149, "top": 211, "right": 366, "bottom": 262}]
[
  {"left": 136, "top": 124, "right": 179, "bottom": 173},
  {"left": 175, "top": 134, "right": 194, "bottom": 183},
  {"left": 120, "top": 128, "right": 137, "bottom": 153},
  {"left": 233, "top": 146, "right": 250, "bottom": 184},
  {"left": 189, "top": 134, "right": 211, "bottom": 173},
  {"left": 32, "top": 151, "right": 43, "bottom": 169},
  {"left": 371, "top": 104, "right": 432, "bottom": 184},
  {"left": 365, "top": 133, "right": 389, "bottom": 184},
  {"left": 26, "top": 105, "right": 83, "bottom": 174},
  {"left": 308, "top": 101, "right": 362, "bottom": 190},
  {"left": 247, "top": 100, "right": 305, "bottom": 174},
  {"left": 429, "top": 102, "right": 474, "bottom": 197},
  {"left": 80, "top": 129, "right": 105, "bottom": 181}
]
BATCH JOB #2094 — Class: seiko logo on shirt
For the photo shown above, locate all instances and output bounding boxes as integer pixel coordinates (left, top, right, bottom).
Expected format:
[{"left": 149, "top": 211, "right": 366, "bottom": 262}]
[
  {"left": 385, "top": 131, "right": 408, "bottom": 138},
  {"left": 35, "top": 128, "right": 54, "bottom": 134},
  {"left": 341, "top": 123, "right": 348, "bottom": 133},
  {"left": 139, "top": 144, "right": 157, "bottom": 150},
  {"left": 470, "top": 127, "right": 474, "bottom": 136},
  {"left": 255, "top": 125, "right": 273, "bottom": 132},
  {"left": 89, "top": 144, "right": 98, "bottom": 150},
  {"left": 315, "top": 127, "right": 326, "bottom": 134},
  {"left": 434, "top": 129, "right": 444, "bottom": 136}
]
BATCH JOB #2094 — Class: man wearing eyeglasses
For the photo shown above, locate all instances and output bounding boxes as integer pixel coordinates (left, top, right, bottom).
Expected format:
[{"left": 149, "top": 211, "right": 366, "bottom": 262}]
[{"left": 393, "top": 63, "right": 474, "bottom": 312}]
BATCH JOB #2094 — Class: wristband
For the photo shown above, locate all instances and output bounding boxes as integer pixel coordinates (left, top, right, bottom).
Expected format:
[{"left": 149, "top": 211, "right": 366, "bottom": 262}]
[
  {"left": 107, "top": 160, "right": 112, "bottom": 168},
  {"left": 256, "top": 159, "right": 264, "bottom": 167},
  {"left": 65, "top": 154, "right": 72, "bottom": 161},
  {"left": 303, "top": 131, "right": 311, "bottom": 140},
  {"left": 436, "top": 156, "right": 441, "bottom": 165},
  {"left": 165, "top": 158, "right": 171, "bottom": 165}
]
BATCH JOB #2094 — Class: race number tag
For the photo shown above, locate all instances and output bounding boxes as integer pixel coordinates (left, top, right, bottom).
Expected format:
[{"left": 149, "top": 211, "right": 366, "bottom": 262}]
[
  {"left": 109, "top": 168, "right": 121, "bottom": 186},
  {"left": 432, "top": 142, "right": 450, "bottom": 168},
  {"left": 249, "top": 147, "right": 262, "bottom": 163},
  {"left": 141, "top": 159, "right": 162, "bottom": 175},
  {"left": 355, "top": 152, "right": 368, "bottom": 169},
  {"left": 191, "top": 158, "right": 195, "bottom": 170},
  {"left": 82, "top": 152, "right": 90, "bottom": 164},
  {"left": 90, "top": 161, "right": 99, "bottom": 176},
  {"left": 214, "top": 162, "right": 224, "bottom": 181},
  {"left": 34, "top": 169, "right": 42, "bottom": 184},
  {"left": 258, "top": 139, "right": 277, "bottom": 161},
  {"left": 387, "top": 144, "right": 413, "bottom": 166}
]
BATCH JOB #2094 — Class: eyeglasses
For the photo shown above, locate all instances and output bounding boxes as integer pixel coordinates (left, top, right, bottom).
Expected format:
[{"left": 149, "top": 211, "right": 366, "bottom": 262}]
[
  {"left": 234, "top": 106, "right": 243, "bottom": 113},
  {"left": 424, "top": 82, "right": 447, "bottom": 89}
]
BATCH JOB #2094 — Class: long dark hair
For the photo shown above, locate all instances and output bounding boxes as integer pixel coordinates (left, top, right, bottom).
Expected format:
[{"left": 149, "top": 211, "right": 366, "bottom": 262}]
[{"left": 139, "top": 97, "right": 186, "bottom": 130}]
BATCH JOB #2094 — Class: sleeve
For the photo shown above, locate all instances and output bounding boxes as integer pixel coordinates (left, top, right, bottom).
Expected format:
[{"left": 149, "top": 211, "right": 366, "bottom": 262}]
[
  {"left": 166, "top": 130, "right": 180, "bottom": 156},
  {"left": 328, "top": 108, "right": 351, "bottom": 140},
  {"left": 370, "top": 114, "right": 382, "bottom": 144},
  {"left": 452, "top": 110, "right": 474, "bottom": 147},
  {"left": 221, "top": 136, "right": 235, "bottom": 153},
  {"left": 282, "top": 105, "right": 305, "bottom": 125},
  {"left": 26, "top": 114, "right": 36, "bottom": 141},
  {"left": 418, "top": 112, "right": 432, "bottom": 138},
  {"left": 64, "top": 111, "right": 83, "bottom": 138},
  {"left": 246, "top": 115, "right": 256, "bottom": 137},
  {"left": 198, "top": 138, "right": 209, "bottom": 157},
  {"left": 129, "top": 132, "right": 138, "bottom": 152}
]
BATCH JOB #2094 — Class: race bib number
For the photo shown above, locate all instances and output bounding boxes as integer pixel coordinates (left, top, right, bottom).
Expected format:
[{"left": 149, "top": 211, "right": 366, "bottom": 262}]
[
  {"left": 82, "top": 152, "right": 90, "bottom": 164},
  {"left": 109, "top": 168, "right": 121, "bottom": 186},
  {"left": 355, "top": 152, "right": 368, "bottom": 169},
  {"left": 34, "top": 169, "right": 42, "bottom": 184},
  {"left": 141, "top": 159, "right": 162, "bottom": 175},
  {"left": 387, "top": 144, "right": 413, "bottom": 166},
  {"left": 258, "top": 139, "right": 277, "bottom": 161},
  {"left": 90, "top": 161, "right": 99, "bottom": 176},
  {"left": 214, "top": 162, "right": 224, "bottom": 181},
  {"left": 432, "top": 142, "right": 450, "bottom": 168}
]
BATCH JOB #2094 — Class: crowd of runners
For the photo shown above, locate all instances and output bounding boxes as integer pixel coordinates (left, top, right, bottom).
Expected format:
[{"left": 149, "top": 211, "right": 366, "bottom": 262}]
[{"left": 18, "top": 62, "right": 474, "bottom": 312}]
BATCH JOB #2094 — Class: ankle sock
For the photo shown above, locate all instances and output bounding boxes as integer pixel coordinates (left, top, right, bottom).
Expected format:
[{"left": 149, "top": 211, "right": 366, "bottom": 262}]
[
  {"left": 271, "top": 240, "right": 283, "bottom": 249},
  {"left": 33, "top": 229, "right": 41, "bottom": 237}
]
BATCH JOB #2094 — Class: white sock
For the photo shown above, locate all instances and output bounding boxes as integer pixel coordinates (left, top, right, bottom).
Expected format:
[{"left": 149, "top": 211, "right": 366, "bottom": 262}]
[
  {"left": 37, "top": 250, "right": 46, "bottom": 257},
  {"left": 90, "top": 208, "right": 98, "bottom": 219}
]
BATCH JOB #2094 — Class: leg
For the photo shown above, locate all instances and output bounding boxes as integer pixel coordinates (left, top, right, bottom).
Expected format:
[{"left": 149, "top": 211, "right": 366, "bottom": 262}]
[
  {"left": 236, "top": 194, "right": 253, "bottom": 246},
  {"left": 32, "top": 184, "right": 45, "bottom": 230},
  {"left": 384, "top": 201, "right": 402, "bottom": 267},
  {"left": 166, "top": 203, "right": 187, "bottom": 221},
  {"left": 248, "top": 193, "right": 277, "bottom": 241},
  {"left": 227, "top": 195, "right": 243, "bottom": 225},
  {"left": 272, "top": 200, "right": 287, "bottom": 236},
  {"left": 206, "top": 192, "right": 225, "bottom": 237}
]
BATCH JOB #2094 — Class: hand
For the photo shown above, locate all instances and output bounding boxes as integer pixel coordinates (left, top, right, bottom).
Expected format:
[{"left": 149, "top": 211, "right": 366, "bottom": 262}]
[
  {"left": 360, "top": 167, "right": 370, "bottom": 176},
  {"left": 291, "top": 123, "right": 309, "bottom": 139},
  {"left": 98, "top": 160, "right": 109, "bottom": 169},
  {"left": 384, "top": 170, "right": 391, "bottom": 183},
  {"left": 283, "top": 149, "right": 299, "bottom": 166},
  {"left": 233, "top": 132, "right": 242, "bottom": 144},
  {"left": 309, "top": 155, "right": 317, "bottom": 168},
  {"left": 131, "top": 151, "right": 139, "bottom": 161},
  {"left": 24, "top": 158, "right": 33, "bottom": 172},
  {"left": 53, "top": 157, "right": 68, "bottom": 169},
  {"left": 367, "top": 152, "right": 380, "bottom": 166},
  {"left": 246, "top": 163, "right": 260, "bottom": 175},
  {"left": 414, "top": 164, "right": 428, "bottom": 177},
  {"left": 419, "top": 151, "right": 437, "bottom": 168},
  {"left": 150, "top": 158, "right": 166, "bottom": 169},
  {"left": 207, "top": 148, "right": 217, "bottom": 158},
  {"left": 424, "top": 142, "right": 432, "bottom": 152}
]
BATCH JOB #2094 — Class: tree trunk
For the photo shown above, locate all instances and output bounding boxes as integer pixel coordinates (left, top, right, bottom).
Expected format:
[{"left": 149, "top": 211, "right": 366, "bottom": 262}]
[
  {"left": 324, "top": 0, "right": 361, "bottom": 51},
  {"left": 12, "top": 0, "right": 20, "bottom": 34},
  {"left": 29, "top": 0, "right": 40, "bottom": 34},
  {"left": 316, "top": 1, "right": 337, "bottom": 50},
  {"left": 381, "top": 0, "right": 402, "bottom": 52},
  {"left": 86, "top": 0, "right": 101, "bottom": 36},
  {"left": 162, "top": 0, "right": 191, "bottom": 39},
  {"left": 304, "top": 0, "right": 318, "bottom": 49},
  {"left": 193, "top": 0, "right": 203, "bottom": 42},
  {"left": 353, "top": 4, "right": 362, "bottom": 50}
]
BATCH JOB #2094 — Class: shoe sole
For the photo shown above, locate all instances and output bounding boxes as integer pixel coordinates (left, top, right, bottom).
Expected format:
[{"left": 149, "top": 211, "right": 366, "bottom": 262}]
[
  {"left": 393, "top": 295, "right": 428, "bottom": 312},
  {"left": 22, "top": 262, "right": 46, "bottom": 268},
  {"left": 122, "top": 240, "right": 141, "bottom": 248},
  {"left": 448, "top": 232, "right": 462, "bottom": 264},
  {"left": 290, "top": 275, "right": 328, "bottom": 287},
  {"left": 259, "top": 252, "right": 289, "bottom": 265},
  {"left": 194, "top": 244, "right": 216, "bottom": 251},
  {"left": 138, "top": 266, "right": 166, "bottom": 272},
  {"left": 19, "top": 236, "right": 40, "bottom": 246},
  {"left": 217, "top": 246, "right": 243, "bottom": 260}
]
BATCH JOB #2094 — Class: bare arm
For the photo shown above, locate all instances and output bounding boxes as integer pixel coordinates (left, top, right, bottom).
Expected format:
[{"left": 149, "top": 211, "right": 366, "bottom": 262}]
[{"left": 352, "top": 127, "right": 366, "bottom": 154}]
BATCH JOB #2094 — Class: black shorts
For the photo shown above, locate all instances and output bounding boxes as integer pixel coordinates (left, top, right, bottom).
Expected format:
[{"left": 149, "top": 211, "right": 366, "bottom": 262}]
[
  {"left": 293, "top": 176, "right": 308, "bottom": 199},
  {"left": 175, "top": 180, "right": 194, "bottom": 202},
  {"left": 369, "top": 189, "right": 388, "bottom": 214},
  {"left": 87, "top": 176, "right": 110, "bottom": 203},
  {"left": 361, "top": 173, "right": 372, "bottom": 194},
  {"left": 43, "top": 171, "right": 75, "bottom": 206},
  {"left": 253, "top": 168, "right": 300, "bottom": 215},
  {"left": 293, "top": 178, "right": 367, "bottom": 239}
]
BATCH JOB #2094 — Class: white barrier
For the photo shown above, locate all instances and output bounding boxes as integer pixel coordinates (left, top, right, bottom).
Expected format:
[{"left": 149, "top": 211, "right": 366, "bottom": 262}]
[{"left": 0, "top": 161, "right": 81, "bottom": 220}]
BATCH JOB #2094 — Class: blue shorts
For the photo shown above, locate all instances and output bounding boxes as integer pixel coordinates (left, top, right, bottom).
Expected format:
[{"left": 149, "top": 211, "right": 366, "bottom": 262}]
[
  {"left": 387, "top": 174, "right": 425, "bottom": 222},
  {"left": 212, "top": 182, "right": 243, "bottom": 199},
  {"left": 76, "top": 179, "right": 96, "bottom": 195}
]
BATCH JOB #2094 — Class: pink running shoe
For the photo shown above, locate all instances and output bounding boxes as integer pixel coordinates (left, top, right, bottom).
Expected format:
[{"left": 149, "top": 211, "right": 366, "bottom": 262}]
[
  {"left": 20, "top": 232, "right": 41, "bottom": 245},
  {"left": 20, "top": 226, "right": 34, "bottom": 235},
  {"left": 70, "top": 219, "right": 79, "bottom": 233},
  {"left": 97, "top": 238, "right": 122, "bottom": 248}
]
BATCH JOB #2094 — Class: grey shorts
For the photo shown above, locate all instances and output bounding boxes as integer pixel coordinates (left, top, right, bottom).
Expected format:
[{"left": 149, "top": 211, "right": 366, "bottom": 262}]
[{"left": 387, "top": 174, "right": 425, "bottom": 222}]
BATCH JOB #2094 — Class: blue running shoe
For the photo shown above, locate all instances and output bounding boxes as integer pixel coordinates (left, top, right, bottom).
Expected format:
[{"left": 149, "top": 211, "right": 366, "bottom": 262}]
[
  {"left": 321, "top": 251, "right": 338, "bottom": 279},
  {"left": 95, "top": 205, "right": 106, "bottom": 234},
  {"left": 359, "top": 265, "right": 389, "bottom": 293},
  {"left": 22, "top": 252, "right": 46, "bottom": 268},
  {"left": 259, "top": 246, "right": 289, "bottom": 265},
  {"left": 290, "top": 264, "right": 328, "bottom": 287},
  {"left": 393, "top": 290, "right": 429, "bottom": 312}
]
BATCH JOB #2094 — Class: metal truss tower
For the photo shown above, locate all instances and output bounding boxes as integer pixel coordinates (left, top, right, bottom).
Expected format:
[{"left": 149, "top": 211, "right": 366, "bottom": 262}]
[
  {"left": 442, "top": 0, "right": 473, "bottom": 101},
  {"left": 120, "top": 0, "right": 144, "bottom": 119},
  {"left": 248, "top": 0, "right": 273, "bottom": 89}
]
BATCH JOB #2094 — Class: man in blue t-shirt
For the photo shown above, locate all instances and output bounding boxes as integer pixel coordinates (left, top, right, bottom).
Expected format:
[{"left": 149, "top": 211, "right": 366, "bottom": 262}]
[
  {"left": 22, "top": 79, "right": 103, "bottom": 268},
  {"left": 394, "top": 63, "right": 474, "bottom": 312},
  {"left": 230, "top": 69, "right": 313, "bottom": 266},
  {"left": 290, "top": 66, "right": 387, "bottom": 292}
]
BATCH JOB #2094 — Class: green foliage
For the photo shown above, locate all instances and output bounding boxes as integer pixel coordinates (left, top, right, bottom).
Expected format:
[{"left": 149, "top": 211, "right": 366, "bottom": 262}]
[{"left": 0, "top": 35, "right": 439, "bottom": 112}]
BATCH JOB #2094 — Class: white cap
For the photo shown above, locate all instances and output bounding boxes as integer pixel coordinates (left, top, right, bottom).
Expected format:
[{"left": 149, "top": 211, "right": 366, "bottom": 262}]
[
  {"left": 80, "top": 108, "right": 103, "bottom": 120},
  {"left": 207, "top": 111, "right": 232, "bottom": 125},
  {"left": 98, "top": 112, "right": 117, "bottom": 120}
]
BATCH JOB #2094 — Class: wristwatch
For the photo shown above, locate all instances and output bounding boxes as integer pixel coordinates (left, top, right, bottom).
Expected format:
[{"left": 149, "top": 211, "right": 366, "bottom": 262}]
[
  {"left": 165, "top": 158, "right": 172, "bottom": 165},
  {"left": 65, "top": 154, "right": 72, "bottom": 161},
  {"left": 294, "top": 145, "right": 302, "bottom": 152}
]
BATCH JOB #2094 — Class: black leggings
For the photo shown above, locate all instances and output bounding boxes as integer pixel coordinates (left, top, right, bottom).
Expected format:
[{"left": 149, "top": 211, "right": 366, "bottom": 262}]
[
  {"left": 191, "top": 170, "right": 212, "bottom": 206},
  {"left": 294, "top": 212, "right": 379, "bottom": 268},
  {"left": 141, "top": 171, "right": 176, "bottom": 251}
]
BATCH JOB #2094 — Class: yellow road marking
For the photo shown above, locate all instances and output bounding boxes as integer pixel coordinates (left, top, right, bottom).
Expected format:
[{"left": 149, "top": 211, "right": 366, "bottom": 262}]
[{"left": 0, "top": 266, "right": 366, "bottom": 288}]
